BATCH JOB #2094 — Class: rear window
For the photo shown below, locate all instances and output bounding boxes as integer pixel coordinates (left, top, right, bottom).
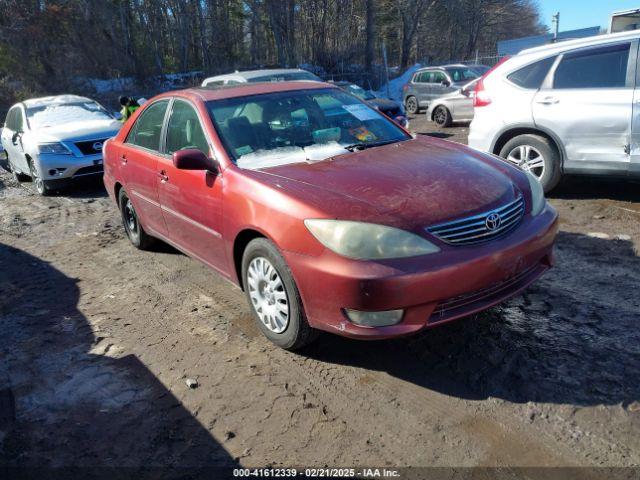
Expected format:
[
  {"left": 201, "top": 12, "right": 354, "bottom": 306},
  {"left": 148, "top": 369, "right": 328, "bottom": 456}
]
[
  {"left": 553, "top": 43, "right": 630, "bottom": 89},
  {"left": 507, "top": 57, "right": 555, "bottom": 89}
]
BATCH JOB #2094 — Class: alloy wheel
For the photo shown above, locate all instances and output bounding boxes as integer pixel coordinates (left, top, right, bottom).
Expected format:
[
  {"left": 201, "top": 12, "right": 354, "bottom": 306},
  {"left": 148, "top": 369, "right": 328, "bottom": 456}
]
[
  {"left": 434, "top": 107, "right": 447, "bottom": 126},
  {"left": 29, "top": 161, "right": 45, "bottom": 194},
  {"left": 247, "top": 256, "right": 289, "bottom": 334},
  {"left": 124, "top": 198, "right": 139, "bottom": 235},
  {"left": 405, "top": 97, "right": 418, "bottom": 114},
  {"left": 506, "top": 145, "right": 546, "bottom": 179}
]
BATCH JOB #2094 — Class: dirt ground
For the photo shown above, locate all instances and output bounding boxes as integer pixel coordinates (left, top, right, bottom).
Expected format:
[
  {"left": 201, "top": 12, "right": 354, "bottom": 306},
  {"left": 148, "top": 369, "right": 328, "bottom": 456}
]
[{"left": 1, "top": 114, "right": 639, "bottom": 476}]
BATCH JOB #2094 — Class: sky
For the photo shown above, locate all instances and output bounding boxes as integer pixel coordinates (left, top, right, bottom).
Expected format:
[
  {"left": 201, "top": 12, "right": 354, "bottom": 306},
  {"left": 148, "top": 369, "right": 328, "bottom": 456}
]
[{"left": 538, "top": 0, "right": 640, "bottom": 31}]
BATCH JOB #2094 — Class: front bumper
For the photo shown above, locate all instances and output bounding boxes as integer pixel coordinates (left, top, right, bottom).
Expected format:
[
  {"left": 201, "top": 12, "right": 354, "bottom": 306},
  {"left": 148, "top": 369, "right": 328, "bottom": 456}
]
[
  {"left": 284, "top": 204, "right": 558, "bottom": 339},
  {"left": 38, "top": 153, "right": 104, "bottom": 181}
]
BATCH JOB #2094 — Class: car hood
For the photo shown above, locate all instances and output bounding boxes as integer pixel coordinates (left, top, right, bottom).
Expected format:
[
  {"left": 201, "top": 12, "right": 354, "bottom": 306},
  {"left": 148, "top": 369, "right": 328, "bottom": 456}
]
[
  {"left": 259, "top": 137, "right": 522, "bottom": 228},
  {"left": 31, "top": 119, "right": 121, "bottom": 143}
]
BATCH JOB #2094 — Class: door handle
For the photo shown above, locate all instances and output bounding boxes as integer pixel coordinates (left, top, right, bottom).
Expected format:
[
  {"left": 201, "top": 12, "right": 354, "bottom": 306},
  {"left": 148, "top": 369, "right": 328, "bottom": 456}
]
[
  {"left": 158, "top": 171, "right": 169, "bottom": 183},
  {"left": 536, "top": 97, "right": 559, "bottom": 105}
]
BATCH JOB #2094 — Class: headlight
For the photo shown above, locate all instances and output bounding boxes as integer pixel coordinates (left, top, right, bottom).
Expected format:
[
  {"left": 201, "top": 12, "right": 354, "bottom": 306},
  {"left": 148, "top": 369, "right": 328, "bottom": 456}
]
[
  {"left": 304, "top": 219, "right": 440, "bottom": 260},
  {"left": 38, "top": 143, "right": 71, "bottom": 155},
  {"left": 526, "top": 171, "right": 546, "bottom": 216}
]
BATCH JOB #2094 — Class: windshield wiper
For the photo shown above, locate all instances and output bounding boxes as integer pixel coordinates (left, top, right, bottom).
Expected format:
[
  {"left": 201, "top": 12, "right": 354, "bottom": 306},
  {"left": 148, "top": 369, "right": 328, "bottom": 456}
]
[{"left": 342, "top": 139, "right": 399, "bottom": 152}]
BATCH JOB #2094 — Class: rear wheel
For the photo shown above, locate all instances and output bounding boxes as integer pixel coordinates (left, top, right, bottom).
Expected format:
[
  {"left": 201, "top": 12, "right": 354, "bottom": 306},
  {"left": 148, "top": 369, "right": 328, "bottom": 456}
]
[
  {"left": 499, "top": 134, "right": 562, "bottom": 193},
  {"left": 242, "top": 238, "right": 317, "bottom": 350},
  {"left": 405, "top": 96, "right": 419, "bottom": 115},
  {"left": 433, "top": 106, "right": 452, "bottom": 127},
  {"left": 118, "top": 188, "right": 155, "bottom": 250}
]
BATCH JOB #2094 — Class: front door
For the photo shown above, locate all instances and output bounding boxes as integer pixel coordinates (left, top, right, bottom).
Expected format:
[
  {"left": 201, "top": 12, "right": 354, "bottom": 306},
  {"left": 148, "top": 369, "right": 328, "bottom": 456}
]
[
  {"left": 2, "top": 107, "right": 28, "bottom": 173},
  {"left": 412, "top": 71, "right": 431, "bottom": 108},
  {"left": 533, "top": 41, "right": 636, "bottom": 174},
  {"left": 157, "top": 99, "right": 227, "bottom": 273},
  {"left": 122, "top": 99, "right": 170, "bottom": 237},
  {"left": 429, "top": 71, "right": 450, "bottom": 102}
]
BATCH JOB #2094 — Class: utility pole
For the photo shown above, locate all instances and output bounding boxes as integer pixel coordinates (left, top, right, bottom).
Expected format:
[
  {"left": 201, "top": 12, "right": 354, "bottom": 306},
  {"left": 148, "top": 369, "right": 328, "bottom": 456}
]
[
  {"left": 382, "top": 40, "right": 390, "bottom": 99},
  {"left": 552, "top": 12, "right": 560, "bottom": 41}
]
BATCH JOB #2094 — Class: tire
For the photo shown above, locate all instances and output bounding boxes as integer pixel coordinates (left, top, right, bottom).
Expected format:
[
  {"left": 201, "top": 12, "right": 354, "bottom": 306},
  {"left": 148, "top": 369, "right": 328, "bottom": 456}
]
[
  {"left": 118, "top": 188, "right": 155, "bottom": 250},
  {"left": 28, "top": 159, "right": 51, "bottom": 196},
  {"left": 499, "top": 134, "right": 562, "bottom": 193},
  {"left": 242, "top": 238, "right": 318, "bottom": 350},
  {"left": 7, "top": 154, "right": 28, "bottom": 182},
  {"left": 404, "top": 96, "right": 419, "bottom": 115},
  {"left": 433, "top": 106, "right": 452, "bottom": 127}
]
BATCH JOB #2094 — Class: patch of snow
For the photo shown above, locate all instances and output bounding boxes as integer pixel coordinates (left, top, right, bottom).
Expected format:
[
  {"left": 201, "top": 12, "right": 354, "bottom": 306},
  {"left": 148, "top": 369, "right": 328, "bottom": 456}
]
[{"left": 375, "top": 64, "right": 422, "bottom": 102}]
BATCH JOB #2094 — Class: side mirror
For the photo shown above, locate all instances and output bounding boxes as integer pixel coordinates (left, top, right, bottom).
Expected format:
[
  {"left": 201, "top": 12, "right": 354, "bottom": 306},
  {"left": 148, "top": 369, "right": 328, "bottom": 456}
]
[
  {"left": 461, "top": 88, "right": 470, "bottom": 97},
  {"left": 173, "top": 148, "right": 217, "bottom": 173},
  {"left": 441, "top": 80, "right": 451, "bottom": 87},
  {"left": 11, "top": 132, "right": 21, "bottom": 145}
]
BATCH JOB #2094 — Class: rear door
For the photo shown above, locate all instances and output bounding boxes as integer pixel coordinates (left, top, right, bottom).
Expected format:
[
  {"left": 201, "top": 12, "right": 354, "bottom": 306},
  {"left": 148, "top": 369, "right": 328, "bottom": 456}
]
[
  {"left": 122, "top": 99, "right": 171, "bottom": 237},
  {"left": 533, "top": 40, "right": 637, "bottom": 174},
  {"left": 157, "top": 99, "right": 227, "bottom": 273}
]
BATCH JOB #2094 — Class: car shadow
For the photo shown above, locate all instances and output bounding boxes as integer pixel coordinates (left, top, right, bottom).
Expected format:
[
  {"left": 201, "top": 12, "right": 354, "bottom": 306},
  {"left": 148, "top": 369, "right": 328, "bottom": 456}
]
[
  {"left": 0, "top": 243, "right": 238, "bottom": 473},
  {"left": 301, "top": 231, "right": 640, "bottom": 407},
  {"left": 549, "top": 176, "right": 640, "bottom": 202}
]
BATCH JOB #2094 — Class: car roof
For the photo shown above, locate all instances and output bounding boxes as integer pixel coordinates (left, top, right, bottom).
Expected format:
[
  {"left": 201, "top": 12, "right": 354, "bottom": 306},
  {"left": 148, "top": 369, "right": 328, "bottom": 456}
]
[
  {"left": 21, "top": 95, "right": 95, "bottom": 108},
  {"left": 519, "top": 29, "right": 640, "bottom": 56},
  {"left": 203, "top": 68, "right": 315, "bottom": 82},
  {"left": 166, "top": 81, "right": 335, "bottom": 103}
]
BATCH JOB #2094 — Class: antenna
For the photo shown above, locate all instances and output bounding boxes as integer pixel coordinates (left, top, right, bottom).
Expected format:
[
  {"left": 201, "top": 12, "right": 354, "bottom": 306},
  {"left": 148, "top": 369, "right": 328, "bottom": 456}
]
[{"left": 552, "top": 12, "right": 560, "bottom": 41}]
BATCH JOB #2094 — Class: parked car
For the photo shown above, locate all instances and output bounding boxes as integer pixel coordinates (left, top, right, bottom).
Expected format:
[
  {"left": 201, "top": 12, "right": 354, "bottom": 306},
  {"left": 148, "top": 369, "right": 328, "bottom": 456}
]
[
  {"left": 426, "top": 78, "right": 479, "bottom": 127},
  {"left": 104, "top": 81, "right": 557, "bottom": 350},
  {"left": 202, "top": 68, "right": 321, "bottom": 87},
  {"left": 469, "top": 30, "right": 640, "bottom": 192},
  {"left": 1, "top": 95, "right": 120, "bottom": 195},
  {"left": 402, "top": 64, "right": 484, "bottom": 114},
  {"left": 332, "top": 81, "right": 408, "bottom": 127}
]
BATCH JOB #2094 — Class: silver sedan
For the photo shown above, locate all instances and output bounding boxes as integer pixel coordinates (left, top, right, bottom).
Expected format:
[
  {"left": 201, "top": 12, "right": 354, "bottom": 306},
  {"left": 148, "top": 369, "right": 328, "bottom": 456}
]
[{"left": 426, "top": 79, "right": 479, "bottom": 127}]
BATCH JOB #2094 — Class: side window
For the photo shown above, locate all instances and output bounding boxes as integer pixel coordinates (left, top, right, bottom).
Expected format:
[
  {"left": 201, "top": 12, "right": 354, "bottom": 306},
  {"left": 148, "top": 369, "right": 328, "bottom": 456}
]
[
  {"left": 165, "top": 100, "right": 210, "bottom": 155},
  {"left": 4, "top": 109, "right": 15, "bottom": 130},
  {"left": 431, "top": 72, "right": 446, "bottom": 84},
  {"left": 126, "top": 100, "right": 169, "bottom": 151},
  {"left": 508, "top": 57, "right": 556, "bottom": 89},
  {"left": 553, "top": 43, "right": 630, "bottom": 89}
]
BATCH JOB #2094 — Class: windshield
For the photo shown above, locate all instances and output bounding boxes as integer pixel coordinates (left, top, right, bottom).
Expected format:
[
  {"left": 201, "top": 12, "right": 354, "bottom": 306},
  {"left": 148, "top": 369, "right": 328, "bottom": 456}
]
[
  {"left": 207, "top": 88, "right": 410, "bottom": 170},
  {"left": 343, "top": 84, "right": 376, "bottom": 101},
  {"left": 445, "top": 67, "right": 480, "bottom": 83},
  {"left": 26, "top": 101, "right": 113, "bottom": 129},
  {"left": 248, "top": 72, "right": 321, "bottom": 83}
]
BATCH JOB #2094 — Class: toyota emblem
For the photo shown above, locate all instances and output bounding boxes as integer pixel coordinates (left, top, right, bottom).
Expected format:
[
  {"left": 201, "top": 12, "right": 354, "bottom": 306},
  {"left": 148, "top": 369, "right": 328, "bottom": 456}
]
[
  {"left": 92, "top": 142, "right": 103, "bottom": 152},
  {"left": 485, "top": 212, "right": 501, "bottom": 231}
]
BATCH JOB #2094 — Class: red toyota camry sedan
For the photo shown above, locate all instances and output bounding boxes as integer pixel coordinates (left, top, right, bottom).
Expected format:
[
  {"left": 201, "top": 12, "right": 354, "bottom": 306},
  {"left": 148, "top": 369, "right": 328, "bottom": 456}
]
[{"left": 103, "top": 81, "right": 558, "bottom": 350}]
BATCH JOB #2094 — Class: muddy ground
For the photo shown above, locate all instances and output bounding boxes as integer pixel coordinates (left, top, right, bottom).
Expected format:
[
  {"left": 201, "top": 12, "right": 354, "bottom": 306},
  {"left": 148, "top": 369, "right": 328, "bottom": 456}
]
[{"left": 0, "top": 114, "right": 639, "bottom": 476}]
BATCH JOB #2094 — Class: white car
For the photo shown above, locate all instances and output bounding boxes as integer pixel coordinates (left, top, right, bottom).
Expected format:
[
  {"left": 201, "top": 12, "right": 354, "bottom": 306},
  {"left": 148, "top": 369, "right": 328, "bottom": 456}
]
[
  {"left": 468, "top": 29, "right": 640, "bottom": 192},
  {"left": 202, "top": 68, "right": 321, "bottom": 87},
  {"left": 1, "top": 95, "right": 121, "bottom": 195}
]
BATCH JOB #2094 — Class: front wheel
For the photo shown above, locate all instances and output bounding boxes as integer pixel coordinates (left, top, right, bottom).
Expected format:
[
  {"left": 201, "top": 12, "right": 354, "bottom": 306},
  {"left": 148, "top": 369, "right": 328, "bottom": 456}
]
[
  {"left": 499, "top": 134, "right": 562, "bottom": 193},
  {"left": 118, "top": 188, "right": 155, "bottom": 250},
  {"left": 29, "top": 160, "right": 50, "bottom": 196},
  {"left": 433, "top": 106, "right": 452, "bottom": 127},
  {"left": 405, "top": 96, "right": 419, "bottom": 115},
  {"left": 242, "top": 238, "right": 317, "bottom": 350}
]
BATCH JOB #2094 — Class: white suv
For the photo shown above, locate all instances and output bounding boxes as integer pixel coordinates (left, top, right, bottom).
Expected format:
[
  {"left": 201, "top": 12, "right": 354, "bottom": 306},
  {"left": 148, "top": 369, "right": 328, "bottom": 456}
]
[
  {"left": 1, "top": 95, "right": 120, "bottom": 195},
  {"left": 468, "top": 30, "right": 640, "bottom": 192}
]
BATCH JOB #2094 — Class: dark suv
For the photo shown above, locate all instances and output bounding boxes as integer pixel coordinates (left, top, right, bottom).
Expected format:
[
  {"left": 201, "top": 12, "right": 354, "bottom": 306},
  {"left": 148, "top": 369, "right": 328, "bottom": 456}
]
[{"left": 402, "top": 65, "right": 482, "bottom": 114}]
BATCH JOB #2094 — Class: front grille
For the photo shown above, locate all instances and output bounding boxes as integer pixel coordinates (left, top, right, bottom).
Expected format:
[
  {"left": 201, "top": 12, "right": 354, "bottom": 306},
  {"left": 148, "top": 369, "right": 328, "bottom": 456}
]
[
  {"left": 73, "top": 164, "right": 103, "bottom": 177},
  {"left": 74, "top": 138, "right": 108, "bottom": 155},
  {"left": 427, "top": 196, "right": 524, "bottom": 245},
  {"left": 430, "top": 263, "right": 544, "bottom": 324}
]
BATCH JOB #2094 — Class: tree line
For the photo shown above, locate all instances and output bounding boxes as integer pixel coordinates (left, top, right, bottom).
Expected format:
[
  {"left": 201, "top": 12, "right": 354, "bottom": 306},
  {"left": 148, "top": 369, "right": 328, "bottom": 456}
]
[{"left": 0, "top": 0, "right": 545, "bottom": 104}]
